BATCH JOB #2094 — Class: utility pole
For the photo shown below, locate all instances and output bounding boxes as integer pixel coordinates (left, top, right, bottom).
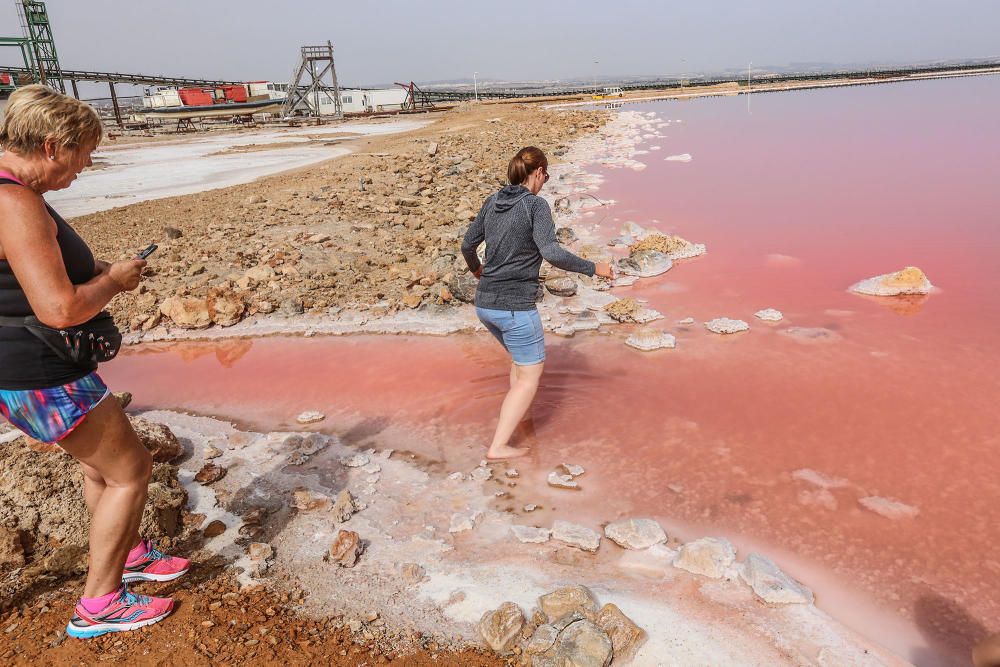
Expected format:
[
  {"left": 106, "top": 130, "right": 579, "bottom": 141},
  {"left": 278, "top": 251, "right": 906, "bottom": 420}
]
[
  {"left": 473, "top": 71, "right": 478, "bottom": 101},
  {"left": 593, "top": 60, "right": 599, "bottom": 94}
]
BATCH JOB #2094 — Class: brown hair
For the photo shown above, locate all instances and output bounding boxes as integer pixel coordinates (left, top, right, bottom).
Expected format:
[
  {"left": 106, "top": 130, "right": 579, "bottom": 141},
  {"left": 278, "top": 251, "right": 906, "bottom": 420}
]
[
  {"left": 0, "top": 84, "right": 103, "bottom": 155},
  {"left": 507, "top": 146, "right": 548, "bottom": 185}
]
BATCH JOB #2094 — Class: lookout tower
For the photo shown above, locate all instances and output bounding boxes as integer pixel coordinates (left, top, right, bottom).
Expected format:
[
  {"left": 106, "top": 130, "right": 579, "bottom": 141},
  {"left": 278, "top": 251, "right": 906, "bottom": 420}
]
[{"left": 283, "top": 42, "right": 342, "bottom": 120}]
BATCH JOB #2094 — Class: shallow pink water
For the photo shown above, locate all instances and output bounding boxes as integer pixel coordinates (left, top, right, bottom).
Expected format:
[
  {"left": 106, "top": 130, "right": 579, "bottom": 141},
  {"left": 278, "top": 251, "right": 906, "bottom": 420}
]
[{"left": 104, "top": 76, "right": 1000, "bottom": 665}]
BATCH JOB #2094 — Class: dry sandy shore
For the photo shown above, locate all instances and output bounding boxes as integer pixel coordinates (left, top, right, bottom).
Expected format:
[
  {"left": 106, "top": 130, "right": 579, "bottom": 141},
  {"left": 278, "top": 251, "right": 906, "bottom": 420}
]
[{"left": 0, "top": 103, "right": 910, "bottom": 664}]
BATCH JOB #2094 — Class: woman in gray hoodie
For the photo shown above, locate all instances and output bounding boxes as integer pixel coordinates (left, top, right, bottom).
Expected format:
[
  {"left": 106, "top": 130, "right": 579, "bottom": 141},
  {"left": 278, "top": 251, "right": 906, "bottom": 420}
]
[{"left": 461, "top": 146, "right": 613, "bottom": 459}]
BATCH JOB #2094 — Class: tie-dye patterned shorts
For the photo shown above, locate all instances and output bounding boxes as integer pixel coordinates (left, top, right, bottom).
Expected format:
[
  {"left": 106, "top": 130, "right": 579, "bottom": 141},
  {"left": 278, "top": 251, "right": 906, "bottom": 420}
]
[{"left": 0, "top": 372, "right": 110, "bottom": 444}]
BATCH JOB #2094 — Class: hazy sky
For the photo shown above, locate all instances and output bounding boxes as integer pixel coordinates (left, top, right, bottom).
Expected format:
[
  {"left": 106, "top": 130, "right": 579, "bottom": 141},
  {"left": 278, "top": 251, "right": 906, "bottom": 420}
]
[{"left": 1, "top": 0, "right": 998, "bottom": 89}]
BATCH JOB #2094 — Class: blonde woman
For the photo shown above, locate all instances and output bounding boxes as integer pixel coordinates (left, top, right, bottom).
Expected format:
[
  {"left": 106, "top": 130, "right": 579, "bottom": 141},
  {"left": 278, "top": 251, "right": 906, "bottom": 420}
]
[{"left": 0, "top": 85, "right": 188, "bottom": 639}]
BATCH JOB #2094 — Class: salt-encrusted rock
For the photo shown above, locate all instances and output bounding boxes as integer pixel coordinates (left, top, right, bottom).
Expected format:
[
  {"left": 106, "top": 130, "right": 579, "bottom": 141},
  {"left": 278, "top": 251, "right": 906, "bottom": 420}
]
[
  {"left": 547, "top": 471, "right": 580, "bottom": 490},
  {"left": 628, "top": 233, "right": 706, "bottom": 260},
  {"left": 626, "top": 328, "right": 676, "bottom": 351},
  {"left": 539, "top": 585, "right": 600, "bottom": 622},
  {"left": 739, "top": 553, "right": 814, "bottom": 604},
  {"left": 546, "top": 277, "right": 578, "bottom": 297},
  {"left": 665, "top": 153, "right": 692, "bottom": 162},
  {"left": 604, "top": 297, "right": 642, "bottom": 322},
  {"left": 331, "top": 489, "right": 359, "bottom": 522},
  {"left": 470, "top": 466, "right": 492, "bottom": 482},
  {"left": 704, "top": 317, "right": 749, "bottom": 334},
  {"left": 754, "top": 308, "right": 784, "bottom": 322},
  {"left": 596, "top": 603, "right": 646, "bottom": 662},
  {"left": 203, "top": 445, "right": 222, "bottom": 460},
  {"left": 604, "top": 518, "right": 667, "bottom": 550},
  {"left": 247, "top": 542, "right": 273, "bottom": 562},
  {"left": 504, "top": 468, "right": 519, "bottom": 478},
  {"left": 677, "top": 317, "right": 696, "bottom": 325},
  {"left": 327, "top": 529, "right": 362, "bottom": 567},
  {"left": 194, "top": 463, "right": 226, "bottom": 484},
  {"left": 449, "top": 511, "right": 481, "bottom": 533},
  {"left": 571, "top": 310, "right": 601, "bottom": 331},
  {"left": 556, "top": 226, "right": 578, "bottom": 244},
  {"left": 551, "top": 521, "right": 601, "bottom": 553},
  {"left": 478, "top": 601, "right": 524, "bottom": 653},
  {"left": 296, "top": 410, "right": 325, "bottom": 424},
  {"left": 859, "top": 496, "right": 919, "bottom": 519},
  {"left": 544, "top": 619, "right": 613, "bottom": 667},
  {"left": 447, "top": 471, "right": 465, "bottom": 481},
  {"left": 511, "top": 525, "right": 551, "bottom": 544},
  {"left": 673, "top": 537, "right": 737, "bottom": 578},
  {"left": 525, "top": 623, "right": 561, "bottom": 655},
  {"left": 293, "top": 489, "right": 331, "bottom": 511},
  {"left": 617, "top": 250, "right": 673, "bottom": 278},
  {"left": 341, "top": 453, "right": 370, "bottom": 468},
  {"left": 849, "top": 266, "right": 932, "bottom": 296},
  {"left": 558, "top": 463, "right": 585, "bottom": 477},
  {"left": 552, "top": 324, "right": 577, "bottom": 337},
  {"left": 160, "top": 296, "right": 211, "bottom": 329},
  {"left": 130, "top": 417, "right": 184, "bottom": 463},
  {"left": 207, "top": 290, "right": 245, "bottom": 327}
]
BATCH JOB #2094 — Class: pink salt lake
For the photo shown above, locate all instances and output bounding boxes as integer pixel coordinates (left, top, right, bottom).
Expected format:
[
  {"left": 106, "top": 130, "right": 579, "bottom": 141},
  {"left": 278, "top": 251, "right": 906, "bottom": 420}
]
[{"left": 105, "top": 75, "right": 1000, "bottom": 666}]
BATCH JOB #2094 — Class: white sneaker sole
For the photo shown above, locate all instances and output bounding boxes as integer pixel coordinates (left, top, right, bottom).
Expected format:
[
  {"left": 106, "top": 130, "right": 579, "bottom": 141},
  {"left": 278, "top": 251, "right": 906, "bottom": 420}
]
[
  {"left": 66, "top": 609, "right": 172, "bottom": 639},
  {"left": 122, "top": 567, "right": 190, "bottom": 583}
]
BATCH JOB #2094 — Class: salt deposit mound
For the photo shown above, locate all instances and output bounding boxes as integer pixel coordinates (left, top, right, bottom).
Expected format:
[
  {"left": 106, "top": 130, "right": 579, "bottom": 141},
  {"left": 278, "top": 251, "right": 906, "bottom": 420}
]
[{"left": 849, "top": 266, "right": 933, "bottom": 296}]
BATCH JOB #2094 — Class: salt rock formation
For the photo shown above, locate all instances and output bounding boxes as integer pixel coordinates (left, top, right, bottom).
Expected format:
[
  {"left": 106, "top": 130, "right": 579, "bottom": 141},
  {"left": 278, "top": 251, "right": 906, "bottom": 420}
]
[
  {"left": 629, "top": 233, "right": 707, "bottom": 260},
  {"left": 604, "top": 518, "right": 667, "bottom": 550},
  {"left": 704, "top": 318, "right": 749, "bottom": 334},
  {"left": 604, "top": 297, "right": 642, "bottom": 322},
  {"left": 849, "top": 266, "right": 933, "bottom": 296},
  {"left": 296, "top": 410, "right": 325, "bottom": 424},
  {"left": 596, "top": 603, "right": 647, "bottom": 662},
  {"left": 551, "top": 521, "right": 601, "bottom": 552},
  {"left": 739, "top": 554, "right": 814, "bottom": 605},
  {"left": 159, "top": 296, "right": 211, "bottom": 329},
  {"left": 539, "top": 585, "right": 599, "bottom": 622},
  {"left": 478, "top": 601, "right": 525, "bottom": 653},
  {"left": 511, "top": 525, "right": 551, "bottom": 544},
  {"left": 616, "top": 249, "right": 673, "bottom": 278},
  {"left": 665, "top": 153, "right": 693, "bottom": 162},
  {"left": 673, "top": 537, "right": 737, "bottom": 578},
  {"left": 545, "top": 277, "right": 578, "bottom": 297},
  {"left": 625, "top": 328, "right": 676, "bottom": 351},
  {"left": 754, "top": 308, "right": 783, "bottom": 322}
]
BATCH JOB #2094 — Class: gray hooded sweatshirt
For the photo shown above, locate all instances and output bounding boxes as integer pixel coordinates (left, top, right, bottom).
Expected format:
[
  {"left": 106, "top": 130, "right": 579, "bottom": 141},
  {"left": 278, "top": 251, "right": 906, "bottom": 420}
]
[{"left": 461, "top": 184, "right": 596, "bottom": 311}]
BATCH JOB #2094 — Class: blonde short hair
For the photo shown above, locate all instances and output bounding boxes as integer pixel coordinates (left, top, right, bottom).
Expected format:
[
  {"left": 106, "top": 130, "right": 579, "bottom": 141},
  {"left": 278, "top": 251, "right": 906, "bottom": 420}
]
[{"left": 0, "top": 84, "right": 103, "bottom": 155}]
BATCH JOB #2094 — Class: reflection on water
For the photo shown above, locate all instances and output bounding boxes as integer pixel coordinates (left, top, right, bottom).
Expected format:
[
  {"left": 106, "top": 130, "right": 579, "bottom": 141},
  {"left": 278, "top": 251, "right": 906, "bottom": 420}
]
[{"left": 103, "top": 76, "right": 1000, "bottom": 666}]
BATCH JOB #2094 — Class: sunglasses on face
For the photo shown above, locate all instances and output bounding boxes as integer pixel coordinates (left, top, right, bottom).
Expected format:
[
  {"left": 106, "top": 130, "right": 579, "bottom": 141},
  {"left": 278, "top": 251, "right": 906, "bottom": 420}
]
[{"left": 542, "top": 168, "right": 550, "bottom": 183}]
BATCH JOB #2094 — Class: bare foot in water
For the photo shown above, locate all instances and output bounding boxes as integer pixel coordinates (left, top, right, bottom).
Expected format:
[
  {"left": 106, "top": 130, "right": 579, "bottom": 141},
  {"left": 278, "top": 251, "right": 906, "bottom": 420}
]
[{"left": 486, "top": 444, "right": 530, "bottom": 460}]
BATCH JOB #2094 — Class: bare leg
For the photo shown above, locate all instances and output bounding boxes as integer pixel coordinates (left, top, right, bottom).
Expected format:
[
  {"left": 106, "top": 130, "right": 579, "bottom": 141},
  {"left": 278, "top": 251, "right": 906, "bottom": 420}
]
[
  {"left": 59, "top": 398, "right": 152, "bottom": 599},
  {"left": 78, "top": 461, "right": 106, "bottom": 516},
  {"left": 487, "top": 362, "right": 543, "bottom": 460}
]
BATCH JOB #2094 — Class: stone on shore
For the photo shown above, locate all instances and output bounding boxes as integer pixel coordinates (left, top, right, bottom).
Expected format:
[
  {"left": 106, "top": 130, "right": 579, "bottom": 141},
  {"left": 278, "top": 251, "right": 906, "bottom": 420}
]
[
  {"left": 705, "top": 317, "right": 749, "bottom": 334},
  {"left": 478, "top": 601, "right": 524, "bottom": 653},
  {"left": 130, "top": 417, "right": 184, "bottom": 463},
  {"left": 673, "top": 537, "right": 737, "bottom": 579},
  {"left": 341, "top": 453, "right": 370, "bottom": 468},
  {"left": 327, "top": 529, "right": 362, "bottom": 567},
  {"left": 558, "top": 463, "right": 586, "bottom": 477},
  {"left": 207, "top": 289, "right": 245, "bottom": 327},
  {"left": 551, "top": 521, "right": 601, "bottom": 553},
  {"left": 296, "top": 411, "right": 325, "bottom": 424},
  {"left": 510, "top": 525, "right": 551, "bottom": 544},
  {"left": 604, "top": 518, "right": 667, "bottom": 550},
  {"left": 538, "top": 618, "right": 613, "bottom": 667},
  {"left": 739, "top": 553, "right": 814, "bottom": 605},
  {"left": 159, "top": 296, "right": 211, "bottom": 329},
  {"left": 616, "top": 249, "right": 673, "bottom": 278},
  {"left": 546, "top": 277, "right": 578, "bottom": 297},
  {"left": 194, "top": 463, "right": 226, "bottom": 485},
  {"left": 331, "top": 489, "right": 359, "bottom": 523},
  {"left": 849, "top": 266, "right": 933, "bottom": 296},
  {"left": 293, "top": 489, "right": 331, "bottom": 511},
  {"left": 547, "top": 471, "right": 580, "bottom": 490},
  {"left": 595, "top": 603, "right": 646, "bottom": 662},
  {"left": 629, "top": 233, "right": 706, "bottom": 260},
  {"left": 449, "top": 511, "right": 481, "bottom": 533},
  {"left": 604, "top": 297, "right": 643, "bottom": 323},
  {"left": 754, "top": 308, "right": 784, "bottom": 322},
  {"left": 539, "top": 585, "right": 600, "bottom": 622},
  {"left": 625, "top": 328, "right": 676, "bottom": 351}
]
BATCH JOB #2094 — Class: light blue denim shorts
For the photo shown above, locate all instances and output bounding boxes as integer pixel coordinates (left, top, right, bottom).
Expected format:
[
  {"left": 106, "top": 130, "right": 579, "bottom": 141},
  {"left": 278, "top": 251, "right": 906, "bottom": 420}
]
[{"left": 475, "top": 307, "right": 546, "bottom": 366}]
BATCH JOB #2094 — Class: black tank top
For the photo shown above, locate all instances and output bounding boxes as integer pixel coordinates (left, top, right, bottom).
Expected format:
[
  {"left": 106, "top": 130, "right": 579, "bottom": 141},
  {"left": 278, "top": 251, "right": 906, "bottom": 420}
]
[{"left": 0, "top": 178, "right": 99, "bottom": 389}]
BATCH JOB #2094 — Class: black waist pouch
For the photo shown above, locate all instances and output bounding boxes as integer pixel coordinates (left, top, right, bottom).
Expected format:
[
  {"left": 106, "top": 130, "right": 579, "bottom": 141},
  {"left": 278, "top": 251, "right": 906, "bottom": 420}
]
[{"left": 0, "top": 311, "right": 122, "bottom": 366}]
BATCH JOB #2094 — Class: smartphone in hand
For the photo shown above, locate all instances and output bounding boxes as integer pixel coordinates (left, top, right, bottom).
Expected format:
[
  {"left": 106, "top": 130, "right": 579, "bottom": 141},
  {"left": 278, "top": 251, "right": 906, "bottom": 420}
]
[{"left": 137, "top": 244, "right": 158, "bottom": 260}]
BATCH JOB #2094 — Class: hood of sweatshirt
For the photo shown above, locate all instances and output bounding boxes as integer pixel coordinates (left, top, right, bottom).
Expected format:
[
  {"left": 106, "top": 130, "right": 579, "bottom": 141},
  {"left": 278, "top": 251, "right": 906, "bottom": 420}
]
[{"left": 493, "top": 184, "right": 532, "bottom": 212}]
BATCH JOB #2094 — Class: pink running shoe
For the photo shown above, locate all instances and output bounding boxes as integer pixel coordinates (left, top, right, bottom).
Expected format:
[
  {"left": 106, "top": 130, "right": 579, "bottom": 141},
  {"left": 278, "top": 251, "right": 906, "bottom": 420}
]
[
  {"left": 66, "top": 583, "right": 173, "bottom": 639},
  {"left": 123, "top": 539, "right": 190, "bottom": 583}
]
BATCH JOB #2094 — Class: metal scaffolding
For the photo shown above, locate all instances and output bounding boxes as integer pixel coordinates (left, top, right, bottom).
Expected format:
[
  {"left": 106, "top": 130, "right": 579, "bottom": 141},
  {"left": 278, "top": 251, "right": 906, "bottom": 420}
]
[
  {"left": 15, "top": 1, "right": 64, "bottom": 92},
  {"left": 282, "top": 42, "right": 342, "bottom": 119}
]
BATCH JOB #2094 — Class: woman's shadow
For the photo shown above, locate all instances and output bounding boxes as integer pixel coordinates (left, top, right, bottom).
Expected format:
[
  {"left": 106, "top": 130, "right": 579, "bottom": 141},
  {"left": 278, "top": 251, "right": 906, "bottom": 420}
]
[{"left": 911, "top": 592, "right": 991, "bottom": 666}]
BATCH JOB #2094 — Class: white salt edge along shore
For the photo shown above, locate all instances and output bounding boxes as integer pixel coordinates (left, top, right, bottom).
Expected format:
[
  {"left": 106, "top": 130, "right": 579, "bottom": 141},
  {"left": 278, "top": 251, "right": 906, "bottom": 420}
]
[{"left": 143, "top": 409, "right": 906, "bottom": 666}]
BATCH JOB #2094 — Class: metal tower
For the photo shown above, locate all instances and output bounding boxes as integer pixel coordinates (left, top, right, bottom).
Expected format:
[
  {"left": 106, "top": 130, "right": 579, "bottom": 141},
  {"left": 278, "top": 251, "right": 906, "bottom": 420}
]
[
  {"left": 282, "top": 42, "right": 341, "bottom": 119},
  {"left": 16, "top": 1, "right": 64, "bottom": 92}
]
